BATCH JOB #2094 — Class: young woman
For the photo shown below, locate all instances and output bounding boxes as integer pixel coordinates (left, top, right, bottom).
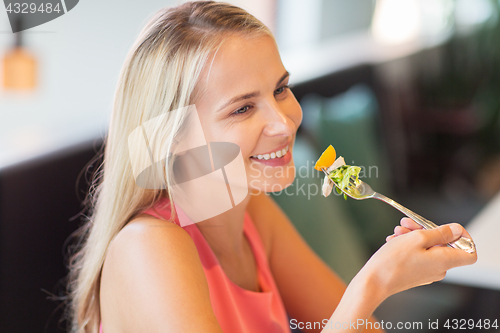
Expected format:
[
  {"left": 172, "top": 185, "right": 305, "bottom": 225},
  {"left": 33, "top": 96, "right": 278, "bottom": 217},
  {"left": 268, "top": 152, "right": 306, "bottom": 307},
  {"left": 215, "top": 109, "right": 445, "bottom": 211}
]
[{"left": 66, "top": 2, "right": 477, "bottom": 332}]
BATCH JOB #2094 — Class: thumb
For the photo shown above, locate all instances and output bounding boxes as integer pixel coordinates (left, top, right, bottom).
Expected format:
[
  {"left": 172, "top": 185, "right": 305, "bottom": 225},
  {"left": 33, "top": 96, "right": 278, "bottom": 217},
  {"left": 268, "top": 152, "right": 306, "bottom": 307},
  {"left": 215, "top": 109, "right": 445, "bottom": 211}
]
[{"left": 422, "top": 224, "right": 463, "bottom": 248}]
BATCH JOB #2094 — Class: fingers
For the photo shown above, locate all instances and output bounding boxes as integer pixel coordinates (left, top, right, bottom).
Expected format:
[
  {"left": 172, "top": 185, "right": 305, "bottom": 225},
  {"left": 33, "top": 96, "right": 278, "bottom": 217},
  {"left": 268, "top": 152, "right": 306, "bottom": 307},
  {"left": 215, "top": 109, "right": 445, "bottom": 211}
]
[
  {"left": 430, "top": 243, "right": 478, "bottom": 269},
  {"left": 386, "top": 219, "right": 417, "bottom": 242},
  {"left": 400, "top": 217, "right": 423, "bottom": 230},
  {"left": 453, "top": 223, "right": 473, "bottom": 240},
  {"left": 386, "top": 220, "right": 474, "bottom": 253},
  {"left": 416, "top": 224, "right": 477, "bottom": 270},
  {"left": 386, "top": 226, "right": 411, "bottom": 242},
  {"left": 394, "top": 225, "right": 412, "bottom": 236},
  {"left": 421, "top": 224, "right": 464, "bottom": 248}
]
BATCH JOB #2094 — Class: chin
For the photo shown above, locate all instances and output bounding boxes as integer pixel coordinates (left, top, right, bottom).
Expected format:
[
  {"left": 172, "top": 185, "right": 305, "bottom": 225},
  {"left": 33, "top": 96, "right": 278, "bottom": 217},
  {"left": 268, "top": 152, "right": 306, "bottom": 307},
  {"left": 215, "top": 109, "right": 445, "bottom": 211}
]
[
  {"left": 263, "top": 178, "right": 295, "bottom": 193},
  {"left": 247, "top": 163, "right": 296, "bottom": 194}
]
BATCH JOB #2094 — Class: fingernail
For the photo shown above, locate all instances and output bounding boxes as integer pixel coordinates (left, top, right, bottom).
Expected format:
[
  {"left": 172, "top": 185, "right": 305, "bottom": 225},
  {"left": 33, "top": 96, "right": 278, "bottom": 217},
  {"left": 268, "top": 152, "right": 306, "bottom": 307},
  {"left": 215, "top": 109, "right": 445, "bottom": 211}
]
[{"left": 449, "top": 224, "right": 462, "bottom": 238}]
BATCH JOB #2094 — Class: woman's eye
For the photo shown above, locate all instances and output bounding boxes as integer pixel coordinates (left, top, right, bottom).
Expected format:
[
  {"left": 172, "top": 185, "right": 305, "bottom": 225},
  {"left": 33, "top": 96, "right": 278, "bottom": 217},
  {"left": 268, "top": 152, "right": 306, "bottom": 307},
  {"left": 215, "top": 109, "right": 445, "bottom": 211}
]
[
  {"left": 232, "top": 105, "right": 251, "bottom": 115},
  {"left": 274, "top": 85, "right": 289, "bottom": 95}
]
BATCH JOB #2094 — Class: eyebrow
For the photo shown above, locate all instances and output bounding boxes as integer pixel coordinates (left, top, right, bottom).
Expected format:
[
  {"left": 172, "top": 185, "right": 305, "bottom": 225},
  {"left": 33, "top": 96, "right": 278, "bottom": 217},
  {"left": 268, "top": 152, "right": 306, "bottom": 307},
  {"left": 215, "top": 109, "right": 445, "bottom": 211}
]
[{"left": 216, "top": 71, "right": 290, "bottom": 112}]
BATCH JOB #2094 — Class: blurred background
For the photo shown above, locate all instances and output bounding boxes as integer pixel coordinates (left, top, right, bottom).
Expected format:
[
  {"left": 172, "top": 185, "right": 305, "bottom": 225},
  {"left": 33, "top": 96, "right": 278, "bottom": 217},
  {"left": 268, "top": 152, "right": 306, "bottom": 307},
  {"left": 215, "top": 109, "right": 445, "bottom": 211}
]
[{"left": 1, "top": 0, "right": 499, "bottom": 332}]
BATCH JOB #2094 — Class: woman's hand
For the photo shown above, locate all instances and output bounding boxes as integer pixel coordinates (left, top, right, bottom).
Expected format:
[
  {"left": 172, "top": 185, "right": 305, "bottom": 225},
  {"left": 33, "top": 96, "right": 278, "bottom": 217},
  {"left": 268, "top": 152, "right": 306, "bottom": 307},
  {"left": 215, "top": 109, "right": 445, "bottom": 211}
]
[
  {"left": 360, "top": 222, "right": 477, "bottom": 303},
  {"left": 323, "top": 219, "right": 476, "bottom": 332},
  {"left": 322, "top": 223, "right": 476, "bottom": 332},
  {"left": 385, "top": 217, "right": 423, "bottom": 242},
  {"left": 386, "top": 218, "right": 474, "bottom": 245}
]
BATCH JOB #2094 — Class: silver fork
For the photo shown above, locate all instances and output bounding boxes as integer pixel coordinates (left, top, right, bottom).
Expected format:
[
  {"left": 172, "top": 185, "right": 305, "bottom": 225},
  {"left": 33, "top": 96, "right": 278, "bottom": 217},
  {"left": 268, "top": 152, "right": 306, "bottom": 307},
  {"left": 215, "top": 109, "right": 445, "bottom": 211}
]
[{"left": 322, "top": 168, "right": 476, "bottom": 253}]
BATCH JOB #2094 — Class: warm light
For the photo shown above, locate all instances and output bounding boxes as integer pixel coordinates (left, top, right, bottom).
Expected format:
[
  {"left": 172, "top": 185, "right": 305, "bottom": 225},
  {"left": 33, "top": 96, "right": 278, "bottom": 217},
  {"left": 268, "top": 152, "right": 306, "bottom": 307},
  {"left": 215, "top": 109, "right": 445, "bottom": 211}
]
[
  {"left": 371, "top": 0, "right": 421, "bottom": 44},
  {"left": 2, "top": 18, "right": 38, "bottom": 91},
  {"left": 2, "top": 47, "right": 37, "bottom": 90}
]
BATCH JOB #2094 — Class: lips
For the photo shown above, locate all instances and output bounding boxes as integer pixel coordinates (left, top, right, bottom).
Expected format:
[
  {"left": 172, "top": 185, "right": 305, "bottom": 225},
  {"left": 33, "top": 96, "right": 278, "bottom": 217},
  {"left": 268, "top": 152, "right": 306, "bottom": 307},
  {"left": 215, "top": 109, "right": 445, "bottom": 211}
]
[
  {"left": 249, "top": 144, "right": 292, "bottom": 167},
  {"left": 250, "top": 145, "right": 289, "bottom": 160}
]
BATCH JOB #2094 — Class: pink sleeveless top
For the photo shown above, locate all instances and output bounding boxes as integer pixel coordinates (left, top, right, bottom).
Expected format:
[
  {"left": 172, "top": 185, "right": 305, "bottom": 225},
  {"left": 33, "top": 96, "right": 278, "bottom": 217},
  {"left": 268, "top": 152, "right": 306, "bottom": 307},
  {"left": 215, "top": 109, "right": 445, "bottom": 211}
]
[{"left": 100, "top": 198, "right": 291, "bottom": 333}]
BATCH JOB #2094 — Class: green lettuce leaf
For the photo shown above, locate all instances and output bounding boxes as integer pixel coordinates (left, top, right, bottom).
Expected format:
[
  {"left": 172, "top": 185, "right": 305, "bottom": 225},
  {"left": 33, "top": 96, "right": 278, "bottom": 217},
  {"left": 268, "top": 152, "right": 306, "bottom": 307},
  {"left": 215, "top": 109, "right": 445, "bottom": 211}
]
[{"left": 328, "top": 165, "right": 361, "bottom": 200}]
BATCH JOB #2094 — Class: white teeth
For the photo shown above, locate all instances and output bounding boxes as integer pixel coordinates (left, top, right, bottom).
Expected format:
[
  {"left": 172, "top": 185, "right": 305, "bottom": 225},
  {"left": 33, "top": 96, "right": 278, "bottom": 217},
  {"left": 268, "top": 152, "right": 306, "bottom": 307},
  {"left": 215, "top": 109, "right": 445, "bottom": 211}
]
[{"left": 251, "top": 145, "right": 290, "bottom": 160}]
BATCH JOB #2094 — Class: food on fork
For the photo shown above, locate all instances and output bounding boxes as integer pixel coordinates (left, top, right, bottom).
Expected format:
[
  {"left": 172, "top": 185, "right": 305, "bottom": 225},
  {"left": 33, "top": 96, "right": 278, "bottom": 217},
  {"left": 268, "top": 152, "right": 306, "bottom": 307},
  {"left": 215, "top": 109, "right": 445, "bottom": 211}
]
[
  {"left": 314, "top": 145, "right": 336, "bottom": 171},
  {"left": 315, "top": 145, "right": 361, "bottom": 199}
]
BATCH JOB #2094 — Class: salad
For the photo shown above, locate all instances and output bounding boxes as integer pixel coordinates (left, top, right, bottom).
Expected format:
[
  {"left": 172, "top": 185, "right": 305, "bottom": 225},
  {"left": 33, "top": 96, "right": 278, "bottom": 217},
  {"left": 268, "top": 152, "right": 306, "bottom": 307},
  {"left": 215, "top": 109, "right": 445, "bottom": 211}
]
[{"left": 314, "top": 145, "right": 361, "bottom": 199}]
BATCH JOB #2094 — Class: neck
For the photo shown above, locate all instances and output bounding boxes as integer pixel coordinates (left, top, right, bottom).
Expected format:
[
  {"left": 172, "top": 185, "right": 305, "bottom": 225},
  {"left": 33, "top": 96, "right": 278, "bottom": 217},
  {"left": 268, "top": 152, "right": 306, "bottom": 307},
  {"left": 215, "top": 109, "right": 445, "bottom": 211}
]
[{"left": 196, "top": 194, "right": 251, "bottom": 259}]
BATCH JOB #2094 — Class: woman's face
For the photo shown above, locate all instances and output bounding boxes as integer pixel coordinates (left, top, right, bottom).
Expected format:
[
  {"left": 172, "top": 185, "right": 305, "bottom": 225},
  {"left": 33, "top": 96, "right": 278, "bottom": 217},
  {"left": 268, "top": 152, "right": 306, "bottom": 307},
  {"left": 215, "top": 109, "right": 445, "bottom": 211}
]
[{"left": 195, "top": 34, "right": 303, "bottom": 193}]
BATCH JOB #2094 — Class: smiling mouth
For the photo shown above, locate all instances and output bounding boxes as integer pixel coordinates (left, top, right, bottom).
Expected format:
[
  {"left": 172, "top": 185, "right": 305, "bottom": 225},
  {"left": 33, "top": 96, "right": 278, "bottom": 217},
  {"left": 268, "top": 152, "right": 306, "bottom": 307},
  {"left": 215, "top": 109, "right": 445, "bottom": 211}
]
[{"left": 250, "top": 145, "right": 289, "bottom": 160}]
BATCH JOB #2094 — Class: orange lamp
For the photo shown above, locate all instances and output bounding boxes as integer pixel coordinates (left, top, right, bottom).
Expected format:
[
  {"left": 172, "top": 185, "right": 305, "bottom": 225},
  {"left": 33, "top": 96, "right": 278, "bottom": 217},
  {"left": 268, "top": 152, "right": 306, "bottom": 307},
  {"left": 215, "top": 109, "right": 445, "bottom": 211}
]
[{"left": 2, "top": 18, "right": 37, "bottom": 90}]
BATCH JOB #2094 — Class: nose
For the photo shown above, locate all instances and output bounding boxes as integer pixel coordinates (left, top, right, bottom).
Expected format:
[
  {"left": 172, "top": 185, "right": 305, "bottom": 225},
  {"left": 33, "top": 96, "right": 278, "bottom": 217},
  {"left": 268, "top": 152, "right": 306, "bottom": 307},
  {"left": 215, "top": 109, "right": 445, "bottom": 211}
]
[{"left": 261, "top": 99, "right": 299, "bottom": 137}]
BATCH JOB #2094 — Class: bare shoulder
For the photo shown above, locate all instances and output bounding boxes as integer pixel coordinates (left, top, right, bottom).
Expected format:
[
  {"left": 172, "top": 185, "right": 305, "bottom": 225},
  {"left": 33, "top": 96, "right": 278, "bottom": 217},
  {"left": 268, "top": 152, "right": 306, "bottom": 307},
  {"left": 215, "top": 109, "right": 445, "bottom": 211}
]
[
  {"left": 100, "top": 214, "right": 222, "bottom": 333},
  {"left": 109, "top": 214, "right": 190, "bottom": 252},
  {"left": 103, "top": 214, "right": 197, "bottom": 283}
]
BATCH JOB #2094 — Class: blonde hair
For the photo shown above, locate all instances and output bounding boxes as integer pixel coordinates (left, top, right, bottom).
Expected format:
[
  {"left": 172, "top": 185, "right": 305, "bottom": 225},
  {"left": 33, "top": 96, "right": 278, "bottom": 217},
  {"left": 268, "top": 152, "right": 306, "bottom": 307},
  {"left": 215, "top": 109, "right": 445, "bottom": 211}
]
[{"left": 65, "top": 2, "right": 272, "bottom": 332}]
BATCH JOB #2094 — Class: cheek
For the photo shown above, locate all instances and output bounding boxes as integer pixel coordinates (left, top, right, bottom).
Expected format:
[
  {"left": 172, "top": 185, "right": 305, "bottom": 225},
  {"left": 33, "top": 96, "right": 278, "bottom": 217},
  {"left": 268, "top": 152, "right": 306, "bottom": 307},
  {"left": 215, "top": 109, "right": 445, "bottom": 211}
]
[
  {"left": 237, "top": 123, "right": 262, "bottom": 157},
  {"left": 210, "top": 120, "right": 262, "bottom": 158}
]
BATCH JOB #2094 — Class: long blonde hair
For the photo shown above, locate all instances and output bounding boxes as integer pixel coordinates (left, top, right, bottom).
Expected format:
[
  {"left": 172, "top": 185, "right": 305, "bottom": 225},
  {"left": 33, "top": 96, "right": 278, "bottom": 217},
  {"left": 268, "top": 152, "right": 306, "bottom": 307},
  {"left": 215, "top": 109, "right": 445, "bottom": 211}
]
[{"left": 65, "top": 2, "right": 272, "bottom": 332}]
